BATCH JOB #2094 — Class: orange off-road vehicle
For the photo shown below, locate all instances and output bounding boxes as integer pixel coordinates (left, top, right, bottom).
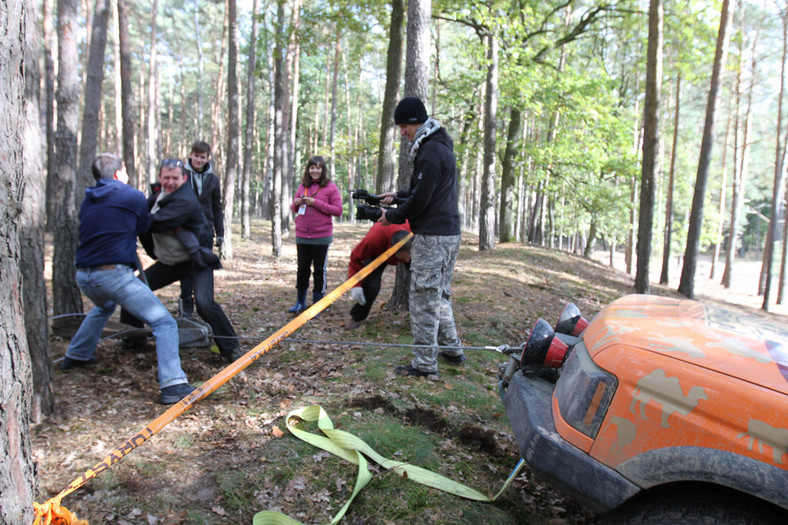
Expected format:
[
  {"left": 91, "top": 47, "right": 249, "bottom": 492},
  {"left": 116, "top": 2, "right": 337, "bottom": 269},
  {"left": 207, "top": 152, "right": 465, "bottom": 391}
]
[{"left": 499, "top": 294, "right": 788, "bottom": 523}]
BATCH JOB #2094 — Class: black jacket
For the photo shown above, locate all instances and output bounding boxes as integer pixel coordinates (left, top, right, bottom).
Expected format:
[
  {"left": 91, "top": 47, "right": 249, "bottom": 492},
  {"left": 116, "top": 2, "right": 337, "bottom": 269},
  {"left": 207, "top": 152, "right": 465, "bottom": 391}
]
[
  {"left": 184, "top": 161, "right": 224, "bottom": 239},
  {"left": 384, "top": 127, "right": 461, "bottom": 236},
  {"left": 141, "top": 181, "right": 214, "bottom": 259}
]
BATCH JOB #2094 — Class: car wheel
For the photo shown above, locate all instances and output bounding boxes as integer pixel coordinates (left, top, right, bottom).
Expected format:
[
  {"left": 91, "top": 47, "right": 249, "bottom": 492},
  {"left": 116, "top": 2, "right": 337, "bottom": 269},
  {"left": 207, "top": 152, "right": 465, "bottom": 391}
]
[{"left": 599, "top": 487, "right": 787, "bottom": 525}]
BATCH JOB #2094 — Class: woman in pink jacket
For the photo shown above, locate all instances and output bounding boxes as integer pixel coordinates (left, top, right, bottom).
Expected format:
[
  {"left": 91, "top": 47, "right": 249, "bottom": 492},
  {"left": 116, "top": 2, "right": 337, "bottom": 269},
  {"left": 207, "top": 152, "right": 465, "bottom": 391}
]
[{"left": 287, "top": 155, "right": 343, "bottom": 313}]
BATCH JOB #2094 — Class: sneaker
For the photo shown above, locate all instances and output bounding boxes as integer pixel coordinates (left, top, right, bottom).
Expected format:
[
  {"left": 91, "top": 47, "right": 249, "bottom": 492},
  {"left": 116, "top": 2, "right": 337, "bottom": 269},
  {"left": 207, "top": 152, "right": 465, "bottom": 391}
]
[
  {"left": 395, "top": 364, "right": 438, "bottom": 378},
  {"left": 121, "top": 336, "right": 147, "bottom": 351},
  {"left": 59, "top": 356, "right": 100, "bottom": 371},
  {"left": 439, "top": 352, "right": 466, "bottom": 365},
  {"left": 221, "top": 346, "right": 246, "bottom": 364},
  {"left": 345, "top": 319, "right": 361, "bottom": 330},
  {"left": 160, "top": 383, "right": 197, "bottom": 404}
]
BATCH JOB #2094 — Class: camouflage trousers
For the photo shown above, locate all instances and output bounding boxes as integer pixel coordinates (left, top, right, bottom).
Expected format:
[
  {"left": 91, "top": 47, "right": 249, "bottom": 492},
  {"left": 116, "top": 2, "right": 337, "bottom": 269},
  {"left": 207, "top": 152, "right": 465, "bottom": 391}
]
[{"left": 409, "top": 234, "right": 463, "bottom": 373}]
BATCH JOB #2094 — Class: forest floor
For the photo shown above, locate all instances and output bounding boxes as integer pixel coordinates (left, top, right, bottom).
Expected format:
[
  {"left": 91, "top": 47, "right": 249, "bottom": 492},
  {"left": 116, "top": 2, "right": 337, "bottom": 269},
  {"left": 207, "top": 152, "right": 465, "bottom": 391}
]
[{"left": 32, "top": 220, "right": 786, "bottom": 525}]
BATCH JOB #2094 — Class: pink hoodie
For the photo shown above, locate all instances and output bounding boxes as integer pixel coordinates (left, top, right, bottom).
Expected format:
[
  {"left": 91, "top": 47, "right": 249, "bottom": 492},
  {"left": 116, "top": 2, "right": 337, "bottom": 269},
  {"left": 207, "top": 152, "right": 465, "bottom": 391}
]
[{"left": 291, "top": 181, "right": 343, "bottom": 239}]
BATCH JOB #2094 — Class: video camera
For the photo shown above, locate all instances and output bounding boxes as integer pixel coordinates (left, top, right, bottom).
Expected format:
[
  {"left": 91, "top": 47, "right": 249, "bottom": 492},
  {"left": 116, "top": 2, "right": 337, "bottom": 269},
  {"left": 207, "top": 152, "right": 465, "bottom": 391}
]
[{"left": 351, "top": 189, "right": 404, "bottom": 222}]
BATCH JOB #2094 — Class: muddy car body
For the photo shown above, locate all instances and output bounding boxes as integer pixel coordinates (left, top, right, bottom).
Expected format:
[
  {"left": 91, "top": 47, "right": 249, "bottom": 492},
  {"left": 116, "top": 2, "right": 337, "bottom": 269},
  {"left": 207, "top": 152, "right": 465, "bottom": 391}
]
[{"left": 500, "top": 294, "right": 788, "bottom": 522}]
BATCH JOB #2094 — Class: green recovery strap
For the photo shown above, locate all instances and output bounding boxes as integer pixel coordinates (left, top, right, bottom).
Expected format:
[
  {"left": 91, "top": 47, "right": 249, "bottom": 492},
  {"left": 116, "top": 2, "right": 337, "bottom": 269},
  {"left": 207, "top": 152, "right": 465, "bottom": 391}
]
[{"left": 253, "top": 405, "right": 526, "bottom": 525}]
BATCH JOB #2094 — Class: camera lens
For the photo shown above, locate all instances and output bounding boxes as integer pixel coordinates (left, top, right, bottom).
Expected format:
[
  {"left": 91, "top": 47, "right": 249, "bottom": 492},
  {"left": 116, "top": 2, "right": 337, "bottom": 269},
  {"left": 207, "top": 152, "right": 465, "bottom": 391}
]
[{"left": 356, "top": 205, "right": 382, "bottom": 222}]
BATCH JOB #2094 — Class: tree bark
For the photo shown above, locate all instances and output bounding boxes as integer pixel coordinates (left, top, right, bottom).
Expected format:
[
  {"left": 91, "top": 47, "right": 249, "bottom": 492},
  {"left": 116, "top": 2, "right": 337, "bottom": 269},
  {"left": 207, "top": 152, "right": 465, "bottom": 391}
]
[
  {"left": 241, "top": 0, "right": 258, "bottom": 240},
  {"left": 23, "top": 0, "right": 55, "bottom": 424},
  {"left": 222, "top": 0, "right": 239, "bottom": 260},
  {"left": 111, "top": 0, "right": 122, "bottom": 152},
  {"left": 76, "top": 0, "right": 111, "bottom": 199},
  {"left": 499, "top": 108, "right": 522, "bottom": 243},
  {"left": 710, "top": 108, "right": 732, "bottom": 280},
  {"left": 271, "top": 0, "right": 286, "bottom": 257},
  {"left": 722, "top": 69, "right": 745, "bottom": 289},
  {"left": 329, "top": 34, "right": 340, "bottom": 184},
  {"left": 764, "top": 11, "right": 788, "bottom": 309},
  {"left": 635, "top": 0, "right": 663, "bottom": 294},
  {"left": 390, "top": 0, "right": 431, "bottom": 311},
  {"left": 479, "top": 33, "right": 498, "bottom": 251},
  {"left": 287, "top": 0, "right": 302, "bottom": 220},
  {"left": 678, "top": 0, "right": 735, "bottom": 298},
  {"left": 0, "top": 0, "right": 36, "bottom": 518},
  {"left": 376, "top": 0, "right": 404, "bottom": 193},
  {"left": 146, "top": 0, "right": 159, "bottom": 185},
  {"left": 52, "top": 0, "right": 83, "bottom": 319},
  {"left": 43, "top": 0, "right": 57, "bottom": 231},
  {"left": 722, "top": 24, "right": 754, "bottom": 290},
  {"left": 211, "top": 0, "right": 228, "bottom": 166},
  {"left": 660, "top": 74, "right": 680, "bottom": 285}
]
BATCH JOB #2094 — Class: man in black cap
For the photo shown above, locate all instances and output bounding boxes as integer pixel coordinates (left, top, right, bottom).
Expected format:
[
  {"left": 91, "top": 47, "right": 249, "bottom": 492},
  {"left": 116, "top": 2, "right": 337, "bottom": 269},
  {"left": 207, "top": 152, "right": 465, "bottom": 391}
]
[{"left": 377, "top": 97, "right": 465, "bottom": 378}]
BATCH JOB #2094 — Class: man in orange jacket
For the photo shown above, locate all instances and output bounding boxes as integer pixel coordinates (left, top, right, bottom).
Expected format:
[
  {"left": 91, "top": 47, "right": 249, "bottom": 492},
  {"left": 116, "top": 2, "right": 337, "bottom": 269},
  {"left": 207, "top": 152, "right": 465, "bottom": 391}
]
[{"left": 345, "top": 221, "right": 412, "bottom": 329}]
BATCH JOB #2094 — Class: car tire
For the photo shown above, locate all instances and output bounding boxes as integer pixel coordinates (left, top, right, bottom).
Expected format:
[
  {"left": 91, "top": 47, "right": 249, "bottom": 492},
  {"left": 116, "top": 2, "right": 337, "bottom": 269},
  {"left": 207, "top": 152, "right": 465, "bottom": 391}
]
[{"left": 598, "top": 487, "right": 787, "bottom": 525}]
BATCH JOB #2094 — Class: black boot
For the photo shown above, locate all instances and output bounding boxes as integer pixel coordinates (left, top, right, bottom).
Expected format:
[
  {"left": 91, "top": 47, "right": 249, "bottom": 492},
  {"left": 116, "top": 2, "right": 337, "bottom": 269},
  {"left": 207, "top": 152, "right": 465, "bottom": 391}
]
[
  {"left": 312, "top": 291, "right": 325, "bottom": 318},
  {"left": 179, "top": 296, "right": 194, "bottom": 317},
  {"left": 288, "top": 289, "right": 308, "bottom": 314}
]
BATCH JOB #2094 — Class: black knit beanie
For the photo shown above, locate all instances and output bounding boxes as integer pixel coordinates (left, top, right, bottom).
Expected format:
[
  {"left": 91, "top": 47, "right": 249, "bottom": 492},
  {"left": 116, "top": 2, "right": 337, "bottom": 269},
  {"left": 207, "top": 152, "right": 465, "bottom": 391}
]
[{"left": 394, "top": 97, "right": 428, "bottom": 125}]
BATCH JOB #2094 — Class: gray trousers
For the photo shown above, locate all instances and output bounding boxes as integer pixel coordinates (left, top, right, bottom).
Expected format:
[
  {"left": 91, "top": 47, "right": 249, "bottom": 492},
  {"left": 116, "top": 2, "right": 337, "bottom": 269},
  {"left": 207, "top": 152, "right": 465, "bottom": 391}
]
[{"left": 409, "top": 234, "right": 463, "bottom": 372}]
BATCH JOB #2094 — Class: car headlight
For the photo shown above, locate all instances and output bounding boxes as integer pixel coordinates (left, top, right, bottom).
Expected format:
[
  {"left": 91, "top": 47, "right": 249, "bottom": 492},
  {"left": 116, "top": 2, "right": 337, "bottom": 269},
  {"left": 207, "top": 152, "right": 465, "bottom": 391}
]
[{"left": 554, "top": 340, "right": 617, "bottom": 438}]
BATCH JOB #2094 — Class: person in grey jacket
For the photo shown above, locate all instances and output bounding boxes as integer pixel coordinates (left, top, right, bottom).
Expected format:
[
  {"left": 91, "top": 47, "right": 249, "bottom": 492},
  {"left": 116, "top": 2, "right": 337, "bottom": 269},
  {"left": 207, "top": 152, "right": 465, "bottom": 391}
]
[{"left": 179, "top": 140, "right": 224, "bottom": 316}]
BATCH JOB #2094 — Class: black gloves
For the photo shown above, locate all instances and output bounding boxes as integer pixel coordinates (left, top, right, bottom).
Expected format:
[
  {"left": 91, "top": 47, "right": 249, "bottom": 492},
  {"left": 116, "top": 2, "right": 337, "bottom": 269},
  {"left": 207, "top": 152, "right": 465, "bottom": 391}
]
[{"left": 192, "top": 247, "right": 222, "bottom": 269}]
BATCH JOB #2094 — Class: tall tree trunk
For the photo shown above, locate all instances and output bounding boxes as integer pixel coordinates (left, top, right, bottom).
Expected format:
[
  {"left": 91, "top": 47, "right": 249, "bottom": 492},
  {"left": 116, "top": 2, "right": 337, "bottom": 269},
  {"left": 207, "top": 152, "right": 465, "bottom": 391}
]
[
  {"left": 112, "top": 0, "right": 122, "bottom": 152},
  {"left": 52, "top": 0, "right": 83, "bottom": 318},
  {"left": 780, "top": 12, "right": 788, "bottom": 305},
  {"left": 329, "top": 34, "right": 340, "bottom": 184},
  {"left": 626, "top": 71, "right": 642, "bottom": 275},
  {"left": 660, "top": 73, "right": 680, "bottom": 285},
  {"left": 271, "top": 0, "right": 286, "bottom": 257},
  {"left": 723, "top": 26, "right": 755, "bottom": 289},
  {"left": 722, "top": 69, "right": 745, "bottom": 289},
  {"left": 137, "top": 66, "right": 146, "bottom": 189},
  {"left": 241, "top": 0, "right": 258, "bottom": 240},
  {"left": 584, "top": 219, "right": 598, "bottom": 258},
  {"left": 77, "top": 0, "right": 111, "bottom": 198},
  {"left": 678, "top": 0, "right": 735, "bottom": 298},
  {"left": 211, "top": 0, "right": 229, "bottom": 165},
  {"left": 499, "top": 108, "right": 522, "bottom": 243},
  {"left": 222, "top": 0, "right": 239, "bottom": 260},
  {"left": 117, "top": 0, "right": 136, "bottom": 188},
  {"left": 479, "top": 33, "right": 498, "bottom": 251},
  {"left": 764, "top": 13, "right": 788, "bottom": 309},
  {"left": 397, "top": 0, "right": 430, "bottom": 187},
  {"left": 376, "top": 0, "right": 404, "bottom": 193},
  {"left": 23, "top": 0, "right": 54, "bottom": 424},
  {"left": 287, "top": 0, "right": 302, "bottom": 211},
  {"left": 43, "top": 0, "right": 57, "bottom": 231},
  {"left": 146, "top": 0, "right": 159, "bottom": 185},
  {"left": 164, "top": 82, "right": 173, "bottom": 155},
  {"left": 390, "top": 0, "right": 431, "bottom": 311},
  {"left": 0, "top": 0, "right": 36, "bottom": 518},
  {"left": 636, "top": 0, "right": 663, "bottom": 294},
  {"left": 710, "top": 108, "right": 732, "bottom": 280},
  {"left": 279, "top": 5, "right": 295, "bottom": 238}
]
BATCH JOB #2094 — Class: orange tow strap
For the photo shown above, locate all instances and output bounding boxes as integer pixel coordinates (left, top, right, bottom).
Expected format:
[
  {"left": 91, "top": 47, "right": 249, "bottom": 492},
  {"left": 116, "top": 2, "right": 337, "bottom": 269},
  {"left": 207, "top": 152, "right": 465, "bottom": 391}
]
[{"left": 33, "top": 232, "right": 413, "bottom": 525}]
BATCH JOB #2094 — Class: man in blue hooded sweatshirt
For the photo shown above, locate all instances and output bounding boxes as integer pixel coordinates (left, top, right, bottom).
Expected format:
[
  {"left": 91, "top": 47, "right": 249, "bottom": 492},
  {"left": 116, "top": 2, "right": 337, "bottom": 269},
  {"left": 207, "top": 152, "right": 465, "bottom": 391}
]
[{"left": 60, "top": 153, "right": 196, "bottom": 405}]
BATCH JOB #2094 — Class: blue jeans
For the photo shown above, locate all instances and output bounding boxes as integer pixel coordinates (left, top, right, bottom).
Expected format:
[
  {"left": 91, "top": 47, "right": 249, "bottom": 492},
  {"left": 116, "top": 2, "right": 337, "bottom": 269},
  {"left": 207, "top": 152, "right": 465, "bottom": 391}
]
[{"left": 66, "top": 265, "right": 187, "bottom": 389}]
